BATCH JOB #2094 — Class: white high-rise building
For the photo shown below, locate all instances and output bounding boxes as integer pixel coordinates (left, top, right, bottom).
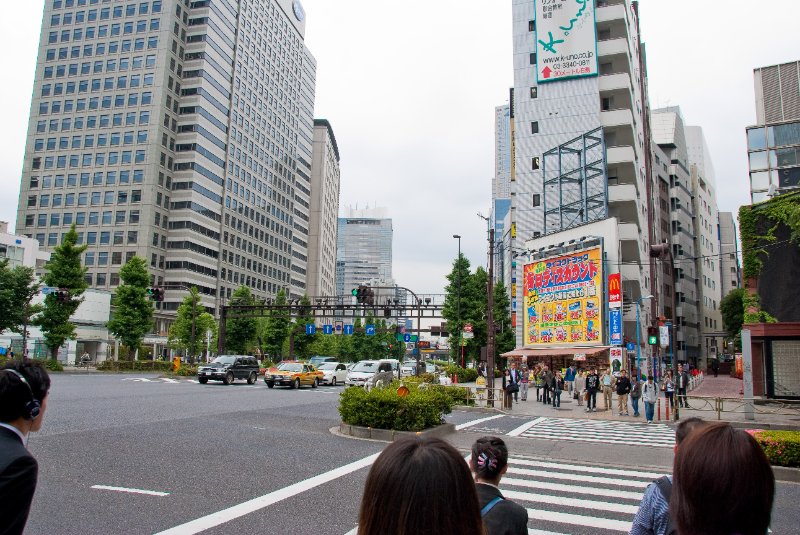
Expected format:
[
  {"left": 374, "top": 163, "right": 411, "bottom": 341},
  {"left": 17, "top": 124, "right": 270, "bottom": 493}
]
[
  {"left": 307, "top": 119, "right": 340, "bottom": 298},
  {"left": 15, "top": 0, "right": 317, "bottom": 335},
  {"left": 718, "top": 212, "right": 741, "bottom": 300}
]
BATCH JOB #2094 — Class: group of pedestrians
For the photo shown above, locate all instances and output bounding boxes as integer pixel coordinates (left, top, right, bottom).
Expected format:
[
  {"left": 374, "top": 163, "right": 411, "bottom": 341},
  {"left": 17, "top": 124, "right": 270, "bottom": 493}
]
[{"left": 502, "top": 363, "right": 568, "bottom": 410}]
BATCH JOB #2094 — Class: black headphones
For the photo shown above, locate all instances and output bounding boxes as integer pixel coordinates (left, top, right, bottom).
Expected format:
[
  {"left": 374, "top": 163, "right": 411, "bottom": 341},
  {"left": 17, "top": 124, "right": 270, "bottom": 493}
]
[{"left": 3, "top": 369, "right": 41, "bottom": 420}]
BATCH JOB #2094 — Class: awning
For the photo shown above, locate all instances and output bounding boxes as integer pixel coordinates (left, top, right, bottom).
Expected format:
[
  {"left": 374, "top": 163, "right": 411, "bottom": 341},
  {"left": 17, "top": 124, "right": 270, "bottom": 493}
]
[{"left": 501, "top": 346, "right": 610, "bottom": 358}]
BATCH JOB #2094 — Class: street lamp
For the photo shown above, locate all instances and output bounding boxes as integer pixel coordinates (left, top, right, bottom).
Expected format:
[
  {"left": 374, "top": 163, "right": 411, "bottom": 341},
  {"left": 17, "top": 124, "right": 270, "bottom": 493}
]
[
  {"left": 453, "top": 234, "right": 462, "bottom": 367},
  {"left": 635, "top": 294, "right": 654, "bottom": 380}
]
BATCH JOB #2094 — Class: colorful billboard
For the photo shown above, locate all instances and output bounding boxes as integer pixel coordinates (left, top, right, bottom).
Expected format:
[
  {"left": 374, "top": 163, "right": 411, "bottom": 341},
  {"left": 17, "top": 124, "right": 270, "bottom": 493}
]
[
  {"left": 523, "top": 246, "right": 603, "bottom": 347},
  {"left": 534, "top": 0, "right": 599, "bottom": 83}
]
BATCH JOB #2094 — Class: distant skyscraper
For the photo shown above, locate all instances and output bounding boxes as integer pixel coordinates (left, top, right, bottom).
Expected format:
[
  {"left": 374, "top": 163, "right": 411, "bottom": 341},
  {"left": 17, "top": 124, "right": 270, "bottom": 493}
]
[
  {"left": 747, "top": 60, "right": 800, "bottom": 202},
  {"left": 335, "top": 208, "right": 392, "bottom": 296},
  {"left": 14, "top": 0, "right": 317, "bottom": 338},
  {"left": 718, "top": 212, "right": 741, "bottom": 299},
  {"left": 307, "top": 119, "right": 340, "bottom": 298},
  {"left": 494, "top": 103, "right": 512, "bottom": 199}
]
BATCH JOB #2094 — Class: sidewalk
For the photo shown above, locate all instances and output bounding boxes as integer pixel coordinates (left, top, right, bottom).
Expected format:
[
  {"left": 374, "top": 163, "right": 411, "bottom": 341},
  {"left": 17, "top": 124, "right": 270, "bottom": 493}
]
[{"left": 454, "top": 377, "right": 800, "bottom": 430}]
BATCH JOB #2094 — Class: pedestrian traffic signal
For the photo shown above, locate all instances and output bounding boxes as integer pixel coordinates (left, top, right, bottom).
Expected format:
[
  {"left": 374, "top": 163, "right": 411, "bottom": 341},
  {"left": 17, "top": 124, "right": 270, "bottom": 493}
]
[
  {"left": 647, "top": 327, "right": 658, "bottom": 345},
  {"left": 55, "top": 288, "right": 70, "bottom": 302}
]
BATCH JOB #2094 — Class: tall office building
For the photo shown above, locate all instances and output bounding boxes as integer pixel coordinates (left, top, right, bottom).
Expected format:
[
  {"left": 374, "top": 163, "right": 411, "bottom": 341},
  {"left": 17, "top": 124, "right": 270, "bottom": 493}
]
[
  {"left": 509, "top": 0, "right": 654, "bottom": 347},
  {"left": 14, "top": 0, "right": 317, "bottom": 334},
  {"left": 306, "top": 119, "right": 340, "bottom": 298},
  {"left": 718, "top": 211, "right": 741, "bottom": 300},
  {"left": 747, "top": 60, "right": 800, "bottom": 203},
  {"left": 335, "top": 208, "right": 392, "bottom": 297},
  {"left": 494, "top": 103, "right": 512, "bottom": 199}
]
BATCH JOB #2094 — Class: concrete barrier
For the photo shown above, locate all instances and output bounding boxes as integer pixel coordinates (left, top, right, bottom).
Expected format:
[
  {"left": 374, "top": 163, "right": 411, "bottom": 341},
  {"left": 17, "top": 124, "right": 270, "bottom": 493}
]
[{"left": 338, "top": 422, "right": 455, "bottom": 442}]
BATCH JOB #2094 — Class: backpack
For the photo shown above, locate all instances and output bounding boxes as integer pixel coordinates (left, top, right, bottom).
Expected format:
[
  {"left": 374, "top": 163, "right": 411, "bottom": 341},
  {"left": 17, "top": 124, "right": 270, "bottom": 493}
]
[{"left": 654, "top": 476, "right": 678, "bottom": 535}]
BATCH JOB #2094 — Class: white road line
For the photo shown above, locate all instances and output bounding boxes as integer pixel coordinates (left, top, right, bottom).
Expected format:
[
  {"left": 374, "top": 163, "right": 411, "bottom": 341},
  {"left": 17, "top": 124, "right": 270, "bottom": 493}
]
[
  {"left": 525, "top": 507, "right": 631, "bottom": 533},
  {"left": 455, "top": 414, "right": 506, "bottom": 430},
  {"left": 161, "top": 378, "right": 180, "bottom": 383},
  {"left": 91, "top": 485, "right": 169, "bottom": 497},
  {"left": 501, "top": 476, "right": 643, "bottom": 501},
  {"left": 154, "top": 452, "right": 380, "bottom": 535},
  {"left": 503, "top": 489, "right": 639, "bottom": 515},
  {"left": 507, "top": 458, "right": 664, "bottom": 480},
  {"left": 529, "top": 530, "right": 570, "bottom": 535},
  {"left": 508, "top": 417, "right": 546, "bottom": 437},
  {"left": 520, "top": 432, "right": 673, "bottom": 448},
  {"left": 506, "top": 466, "right": 651, "bottom": 489}
]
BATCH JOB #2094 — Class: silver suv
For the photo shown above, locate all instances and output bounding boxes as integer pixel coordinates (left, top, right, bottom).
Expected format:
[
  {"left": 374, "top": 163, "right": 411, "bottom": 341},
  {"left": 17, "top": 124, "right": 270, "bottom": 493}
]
[{"left": 345, "top": 359, "right": 399, "bottom": 388}]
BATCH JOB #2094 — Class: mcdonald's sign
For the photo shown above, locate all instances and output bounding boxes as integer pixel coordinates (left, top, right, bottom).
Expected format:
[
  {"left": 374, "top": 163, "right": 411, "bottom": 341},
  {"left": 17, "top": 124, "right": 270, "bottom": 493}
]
[{"left": 608, "top": 273, "right": 622, "bottom": 308}]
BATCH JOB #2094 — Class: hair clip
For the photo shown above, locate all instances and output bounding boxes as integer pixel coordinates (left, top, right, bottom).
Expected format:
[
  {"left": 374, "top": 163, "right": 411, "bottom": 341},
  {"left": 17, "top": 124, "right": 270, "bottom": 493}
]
[{"left": 477, "top": 452, "right": 498, "bottom": 470}]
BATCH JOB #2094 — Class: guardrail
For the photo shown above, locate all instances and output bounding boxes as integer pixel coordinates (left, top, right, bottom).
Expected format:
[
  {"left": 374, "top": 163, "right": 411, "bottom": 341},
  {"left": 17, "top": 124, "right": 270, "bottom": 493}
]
[{"left": 677, "top": 396, "right": 800, "bottom": 421}]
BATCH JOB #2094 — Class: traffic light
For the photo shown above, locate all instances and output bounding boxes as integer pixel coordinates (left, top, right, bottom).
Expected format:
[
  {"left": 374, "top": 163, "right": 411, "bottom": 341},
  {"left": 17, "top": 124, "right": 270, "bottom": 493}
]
[
  {"left": 55, "top": 288, "right": 70, "bottom": 302},
  {"left": 352, "top": 285, "right": 367, "bottom": 303},
  {"left": 365, "top": 287, "right": 375, "bottom": 305},
  {"left": 146, "top": 287, "right": 165, "bottom": 301},
  {"left": 647, "top": 327, "right": 658, "bottom": 345}
]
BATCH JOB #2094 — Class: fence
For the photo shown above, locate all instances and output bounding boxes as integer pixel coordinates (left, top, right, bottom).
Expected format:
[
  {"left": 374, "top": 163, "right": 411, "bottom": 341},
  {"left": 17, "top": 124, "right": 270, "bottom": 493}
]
[{"left": 680, "top": 396, "right": 800, "bottom": 421}]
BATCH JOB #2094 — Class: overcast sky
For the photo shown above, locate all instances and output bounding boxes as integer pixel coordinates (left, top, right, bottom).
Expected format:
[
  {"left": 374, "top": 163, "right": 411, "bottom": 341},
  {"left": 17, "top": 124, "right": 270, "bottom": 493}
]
[{"left": 1, "top": 1, "right": 797, "bottom": 297}]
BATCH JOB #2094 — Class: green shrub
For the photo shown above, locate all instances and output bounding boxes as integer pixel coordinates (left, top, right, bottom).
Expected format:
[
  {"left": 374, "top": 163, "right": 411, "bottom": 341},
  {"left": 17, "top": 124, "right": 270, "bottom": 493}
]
[
  {"left": 175, "top": 365, "right": 198, "bottom": 376},
  {"left": 444, "top": 365, "right": 478, "bottom": 383},
  {"left": 338, "top": 382, "right": 455, "bottom": 432},
  {"left": 751, "top": 430, "right": 800, "bottom": 468},
  {"left": 43, "top": 359, "right": 64, "bottom": 372},
  {"left": 96, "top": 360, "right": 173, "bottom": 372}
]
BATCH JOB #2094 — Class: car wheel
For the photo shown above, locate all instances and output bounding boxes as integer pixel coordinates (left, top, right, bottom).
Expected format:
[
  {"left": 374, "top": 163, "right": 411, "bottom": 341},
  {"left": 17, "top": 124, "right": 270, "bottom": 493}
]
[
  {"left": 293, "top": 378, "right": 300, "bottom": 389},
  {"left": 198, "top": 378, "right": 208, "bottom": 384},
  {"left": 247, "top": 372, "right": 256, "bottom": 385},
  {"left": 312, "top": 378, "right": 318, "bottom": 389},
  {"left": 266, "top": 382, "right": 274, "bottom": 388},
  {"left": 331, "top": 377, "right": 337, "bottom": 386},
  {"left": 223, "top": 372, "right": 234, "bottom": 385}
]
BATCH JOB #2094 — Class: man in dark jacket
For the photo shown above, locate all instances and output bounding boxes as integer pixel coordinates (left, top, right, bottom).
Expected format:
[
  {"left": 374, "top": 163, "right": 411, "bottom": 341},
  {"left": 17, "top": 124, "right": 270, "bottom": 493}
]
[
  {"left": 615, "top": 369, "right": 632, "bottom": 416},
  {"left": 676, "top": 364, "right": 690, "bottom": 408},
  {"left": 1, "top": 360, "right": 51, "bottom": 535},
  {"left": 585, "top": 367, "right": 599, "bottom": 412}
]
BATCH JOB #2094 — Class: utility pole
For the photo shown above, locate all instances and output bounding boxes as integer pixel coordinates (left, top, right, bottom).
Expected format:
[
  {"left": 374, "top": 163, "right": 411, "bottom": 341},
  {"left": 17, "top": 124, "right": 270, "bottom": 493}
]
[{"left": 487, "top": 228, "right": 496, "bottom": 408}]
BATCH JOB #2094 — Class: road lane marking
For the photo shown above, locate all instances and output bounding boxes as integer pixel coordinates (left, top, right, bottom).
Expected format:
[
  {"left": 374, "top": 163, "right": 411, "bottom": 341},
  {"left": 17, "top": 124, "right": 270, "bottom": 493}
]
[
  {"left": 91, "top": 485, "right": 169, "bottom": 497},
  {"left": 506, "top": 466, "right": 650, "bottom": 489},
  {"left": 455, "top": 414, "right": 505, "bottom": 430},
  {"left": 504, "top": 488, "right": 639, "bottom": 515},
  {"left": 507, "top": 417, "right": 546, "bottom": 437},
  {"left": 154, "top": 452, "right": 381, "bottom": 535},
  {"left": 525, "top": 507, "right": 630, "bottom": 532},
  {"left": 508, "top": 458, "right": 664, "bottom": 480}
]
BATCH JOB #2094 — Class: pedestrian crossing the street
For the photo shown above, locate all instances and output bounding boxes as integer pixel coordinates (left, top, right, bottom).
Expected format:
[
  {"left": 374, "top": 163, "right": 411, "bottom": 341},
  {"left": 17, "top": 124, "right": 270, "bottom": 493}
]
[
  {"left": 512, "top": 416, "right": 675, "bottom": 449},
  {"left": 499, "top": 456, "right": 658, "bottom": 534}
]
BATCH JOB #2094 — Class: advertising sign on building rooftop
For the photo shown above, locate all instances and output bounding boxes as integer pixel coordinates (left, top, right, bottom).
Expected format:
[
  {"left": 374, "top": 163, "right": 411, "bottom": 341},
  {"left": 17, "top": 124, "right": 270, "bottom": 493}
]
[{"left": 535, "top": 0, "right": 599, "bottom": 83}]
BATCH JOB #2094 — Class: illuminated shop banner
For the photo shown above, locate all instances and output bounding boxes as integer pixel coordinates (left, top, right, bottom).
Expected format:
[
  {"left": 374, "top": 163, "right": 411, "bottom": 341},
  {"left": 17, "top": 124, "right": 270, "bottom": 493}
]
[
  {"left": 535, "top": 0, "right": 598, "bottom": 83},
  {"left": 523, "top": 246, "right": 603, "bottom": 347}
]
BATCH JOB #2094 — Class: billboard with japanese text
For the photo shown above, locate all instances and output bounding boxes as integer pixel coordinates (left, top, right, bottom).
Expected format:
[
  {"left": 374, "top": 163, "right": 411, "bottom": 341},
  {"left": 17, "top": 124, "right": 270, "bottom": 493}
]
[
  {"left": 523, "top": 246, "right": 603, "bottom": 347},
  {"left": 535, "top": 0, "right": 598, "bottom": 83}
]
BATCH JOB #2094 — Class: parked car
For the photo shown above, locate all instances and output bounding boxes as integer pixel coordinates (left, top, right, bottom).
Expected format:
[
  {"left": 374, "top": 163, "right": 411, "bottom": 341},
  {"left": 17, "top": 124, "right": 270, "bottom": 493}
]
[
  {"left": 400, "top": 361, "right": 437, "bottom": 376},
  {"left": 309, "top": 355, "right": 337, "bottom": 368},
  {"left": 264, "top": 361, "right": 323, "bottom": 389},
  {"left": 197, "top": 355, "right": 259, "bottom": 385},
  {"left": 317, "top": 362, "right": 348, "bottom": 386},
  {"left": 345, "top": 359, "right": 399, "bottom": 388}
]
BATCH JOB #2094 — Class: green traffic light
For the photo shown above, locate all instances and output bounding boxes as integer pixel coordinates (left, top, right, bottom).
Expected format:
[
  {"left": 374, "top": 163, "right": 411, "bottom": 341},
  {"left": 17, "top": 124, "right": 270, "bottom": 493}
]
[{"left": 352, "top": 288, "right": 358, "bottom": 296}]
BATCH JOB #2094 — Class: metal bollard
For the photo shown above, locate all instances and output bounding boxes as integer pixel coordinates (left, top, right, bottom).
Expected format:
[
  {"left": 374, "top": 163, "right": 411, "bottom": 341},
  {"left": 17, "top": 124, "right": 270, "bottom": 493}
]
[
  {"left": 657, "top": 398, "right": 661, "bottom": 421},
  {"left": 665, "top": 399, "right": 670, "bottom": 421}
]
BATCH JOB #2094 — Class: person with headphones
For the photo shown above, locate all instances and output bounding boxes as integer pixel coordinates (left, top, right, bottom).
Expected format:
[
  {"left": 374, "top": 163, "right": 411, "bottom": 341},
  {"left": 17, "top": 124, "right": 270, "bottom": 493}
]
[{"left": 0, "top": 360, "right": 51, "bottom": 535}]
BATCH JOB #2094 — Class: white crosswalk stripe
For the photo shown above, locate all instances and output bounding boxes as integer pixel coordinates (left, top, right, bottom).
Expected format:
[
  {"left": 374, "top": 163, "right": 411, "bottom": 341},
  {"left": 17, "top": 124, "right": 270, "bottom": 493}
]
[
  {"left": 516, "top": 416, "right": 675, "bottom": 448},
  {"left": 500, "top": 457, "right": 657, "bottom": 534}
]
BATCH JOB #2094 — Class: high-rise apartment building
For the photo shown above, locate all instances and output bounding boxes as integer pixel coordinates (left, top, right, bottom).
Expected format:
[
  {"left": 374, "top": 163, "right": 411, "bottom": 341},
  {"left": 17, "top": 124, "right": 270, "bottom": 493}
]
[
  {"left": 509, "top": 0, "right": 654, "bottom": 347},
  {"left": 306, "top": 119, "right": 340, "bottom": 298},
  {"left": 718, "top": 212, "right": 741, "bottom": 300},
  {"left": 747, "top": 60, "right": 800, "bottom": 203},
  {"left": 335, "top": 208, "right": 392, "bottom": 297},
  {"left": 494, "top": 104, "right": 512, "bottom": 199},
  {"left": 14, "top": 0, "right": 316, "bottom": 333}
]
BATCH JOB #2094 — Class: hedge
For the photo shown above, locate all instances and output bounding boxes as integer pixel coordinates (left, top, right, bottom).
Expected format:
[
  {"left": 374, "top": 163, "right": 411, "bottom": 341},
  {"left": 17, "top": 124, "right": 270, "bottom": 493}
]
[
  {"left": 339, "top": 382, "right": 455, "bottom": 432},
  {"left": 0, "top": 357, "right": 62, "bottom": 372},
  {"left": 444, "top": 365, "right": 478, "bottom": 383},
  {"left": 96, "top": 360, "right": 173, "bottom": 372},
  {"left": 750, "top": 430, "right": 800, "bottom": 468}
]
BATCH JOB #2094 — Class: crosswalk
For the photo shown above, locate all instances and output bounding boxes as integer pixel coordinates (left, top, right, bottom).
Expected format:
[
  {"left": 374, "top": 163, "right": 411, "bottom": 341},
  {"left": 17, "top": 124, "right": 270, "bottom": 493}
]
[
  {"left": 499, "top": 456, "right": 658, "bottom": 534},
  {"left": 512, "top": 416, "right": 675, "bottom": 448}
]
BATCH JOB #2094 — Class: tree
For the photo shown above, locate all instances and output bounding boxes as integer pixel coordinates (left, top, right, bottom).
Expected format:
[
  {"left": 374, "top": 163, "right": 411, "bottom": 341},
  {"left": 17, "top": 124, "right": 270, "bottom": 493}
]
[
  {"left": 225, "top": 286, "right": 258, "bottom": 354},
  {"left": 291, "top": 295, "right": 316, "bottom": 360},
  {"left": 720, "top": 288, "right": 746, "bottom": 346},
  {"left": 463, "top": 267, "right": 489, "bottom": 362},
  {"left": 0, "top": 260, "right": 43, "bottom": 354},
  {"left": 106, "top": 257, "right": 153, "bottom": 359},
  {"left": 493, "top": 281, "right": 515, "bottom": 356},
  {"left": 168, "top": 287, "right": 217, "bottom": 360},
  {"left": 35, "top": 225, "right": 88, "bottom": 359},
  {"left": 259, "top": 289, "right": 290, "bottom": 360},
  {"left": 442, "top": 253, "right": 472, "bottom": 361}
]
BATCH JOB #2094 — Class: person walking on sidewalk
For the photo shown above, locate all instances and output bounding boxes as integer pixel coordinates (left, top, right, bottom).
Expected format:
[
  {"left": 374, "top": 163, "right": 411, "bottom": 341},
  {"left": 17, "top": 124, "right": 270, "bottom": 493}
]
[
  {"left": 642, "top": 375, "right": 658, "bottom": 423},
  {"left": 574, "top": 370, "right": 586, "bottom": 407},
  {"left": 564, "top": 364, "right": 576, "bottom": 396},
  {"left": 519, "top": 366, "right": 529, "bottom": 402},
  {"left": 663, "top": 371, "right": 675, "bottom": 409},
  {"left": 601, "top": 369, "right": 614, "bottom": 411},
  {"left": 533, "top": 366, "right": 543, "bottom": 402},
  {"left": 615, "top": 369, "right": 632, "bottom": 416},
  {"left": 585, "top": 368, "right": 600, "bottom": 412},
  {"left": 540, "top": 366, "right": 553, "bottom": 405},
  {"left": 675, "top": 364, "right": 690, "bottom": 408},
  {"left": 551, "top": 371, "right": 565, "bottom": 409},
  {"left": 630, "top": 375, "right": 642, "bottom": 417},
  {"left": 509, "top": 362, "right": 522, "bottom": 403},
  {"left": 711, "top": 357, "right": 719, "bottom": 378},
  {"left": 501, "top": 369, "right": 516, "bottom": 410}
]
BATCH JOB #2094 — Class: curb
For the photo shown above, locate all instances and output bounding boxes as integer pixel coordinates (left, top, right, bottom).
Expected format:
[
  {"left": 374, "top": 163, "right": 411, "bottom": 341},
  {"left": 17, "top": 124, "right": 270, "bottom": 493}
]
[
  {"left": 772, "top": 465, "right": 800, "bottom": 483},
  {"left": 338, "top": 422, "right": 455, "bottom": 442},
  {"left": 727, "top": 421, "right": 800, "bottom": 432}
]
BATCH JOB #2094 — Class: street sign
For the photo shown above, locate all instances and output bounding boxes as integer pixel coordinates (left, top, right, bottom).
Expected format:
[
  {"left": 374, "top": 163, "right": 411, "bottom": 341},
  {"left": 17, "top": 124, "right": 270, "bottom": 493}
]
[
  {"left": 323, "top": 325, "right": 333, "bottom": 335},
  {"left": 462, "top": 331, "right": 474, "bottom": 339},
  {"left": 343, "top": 324, "right": 354, "bottom": 335},
  {"left": 609, "top": 308, "right": 622, "bottom": 345},
  {"left": 365, "top": 324, "right": 376, "bottom": 336},
  {"left": 41, "top": 286, "right": 58, "bottom": 295},
  {"left": 574, "top": 353, "right": 586, "bottom": 361},
  {"left": 305, "top": 324, "right": 316, "bottom": 335},
  {"left": 608, "top": 273, "right": 621, "bottom": 308},
  {"left": 464, "top": 323, "right": 473, "bottom": 333},
  {"left": 626, "top": 341, "right": 635, "bottom": 352},
  {"left": 659, "top": 325, "right": 670, "bottom": 348},
  {"left": 403, "top": 333, "right": 411, "bottom": 343}
]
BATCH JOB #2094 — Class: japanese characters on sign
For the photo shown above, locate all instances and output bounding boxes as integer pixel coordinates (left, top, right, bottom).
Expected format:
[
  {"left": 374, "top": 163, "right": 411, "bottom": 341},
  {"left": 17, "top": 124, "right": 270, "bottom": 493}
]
[
  {"left": 535, "top": 0, "right": 599, "bottom": 83},
  {"left": 523, "top": 246, "right": 604, "bottom": 347}
]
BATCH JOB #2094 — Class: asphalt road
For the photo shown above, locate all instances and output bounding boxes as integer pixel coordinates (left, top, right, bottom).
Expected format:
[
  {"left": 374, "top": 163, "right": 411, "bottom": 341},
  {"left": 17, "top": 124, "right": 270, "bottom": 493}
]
[{"left": 22, "top": 373, "right": 800, "bottom": 535}]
